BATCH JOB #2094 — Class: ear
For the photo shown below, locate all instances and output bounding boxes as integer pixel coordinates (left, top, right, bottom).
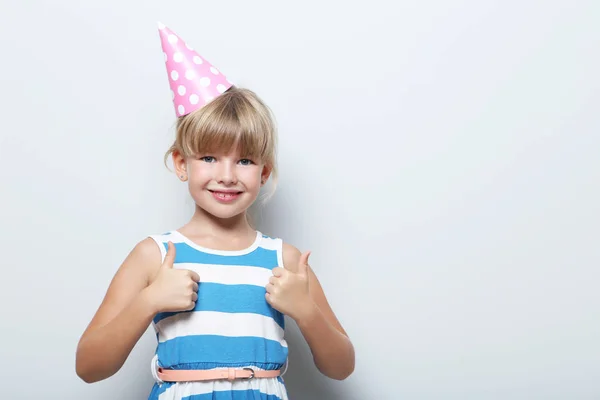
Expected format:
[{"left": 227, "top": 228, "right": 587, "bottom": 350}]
[
  {"left": 260, "top": 163, "right": 273, "bottom": 186},
  {"left": 172, "top": 150, "right": 188, "bottom": 181}
]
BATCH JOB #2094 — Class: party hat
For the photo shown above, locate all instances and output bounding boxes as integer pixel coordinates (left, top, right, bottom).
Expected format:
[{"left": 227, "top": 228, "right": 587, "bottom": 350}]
[{"left": 157, "top": 22, "right": 233, "bottom": 116}]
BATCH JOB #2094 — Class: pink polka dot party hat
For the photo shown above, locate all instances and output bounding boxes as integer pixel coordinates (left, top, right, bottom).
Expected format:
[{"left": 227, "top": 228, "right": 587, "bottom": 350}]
[{"left": 157, "top": 22, "right": 233, "bottom": 117}]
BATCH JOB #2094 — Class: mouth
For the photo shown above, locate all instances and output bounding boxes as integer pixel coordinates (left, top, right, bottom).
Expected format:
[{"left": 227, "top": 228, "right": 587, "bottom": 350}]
[{"left": 208, "top": 190, "right": 243, "bottom": 202}]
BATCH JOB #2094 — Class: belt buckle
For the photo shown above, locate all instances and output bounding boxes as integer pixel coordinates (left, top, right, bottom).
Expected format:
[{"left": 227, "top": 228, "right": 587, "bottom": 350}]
[
  {"left": 150, "top": 354, "right": 164, "bottom": 385},
  {"left": 242, "top": 367, "right": 255, "bottom": 380}
]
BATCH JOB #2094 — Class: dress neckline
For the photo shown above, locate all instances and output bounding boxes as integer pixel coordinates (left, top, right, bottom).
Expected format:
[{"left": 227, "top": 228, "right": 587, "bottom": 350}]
[{"left": 170, "top": 230, "right": 262, "bottom": 256}]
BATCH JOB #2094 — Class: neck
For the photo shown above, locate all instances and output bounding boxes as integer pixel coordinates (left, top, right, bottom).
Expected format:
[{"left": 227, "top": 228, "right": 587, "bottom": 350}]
[{"left": 186, "top": 204, "right": 254, "bottom": 238}]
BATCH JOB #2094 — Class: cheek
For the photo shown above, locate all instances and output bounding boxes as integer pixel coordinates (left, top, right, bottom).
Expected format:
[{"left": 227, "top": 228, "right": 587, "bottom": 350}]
[
  {"left": 240, "top": 168, "right": 263, "bottom": 186},
  {"left": 188, "top": 174, "right": 210, "bottom": 189},
  {"left": 188, "top": 165, "right": 211, "bottom": 181}
]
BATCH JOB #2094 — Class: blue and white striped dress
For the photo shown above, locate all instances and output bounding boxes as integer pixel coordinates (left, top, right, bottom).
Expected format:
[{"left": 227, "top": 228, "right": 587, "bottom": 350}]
[{"left": 146, "top": 230, "right": 289, "bottom": 400}]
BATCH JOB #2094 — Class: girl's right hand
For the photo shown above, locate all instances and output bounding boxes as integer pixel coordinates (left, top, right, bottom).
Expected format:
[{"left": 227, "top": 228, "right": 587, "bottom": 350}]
[{"left": 145, "top": 241, "right": 200, "bottom": 314}]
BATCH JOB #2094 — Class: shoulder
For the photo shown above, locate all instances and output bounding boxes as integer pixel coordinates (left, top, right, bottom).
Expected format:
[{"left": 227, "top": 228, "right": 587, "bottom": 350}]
[
  {"left": 120, "top": 235, "right": 166, "bottom": 282},
  {"left": 282, "top": 242, "right": 302, "bottom": 273},
  {"left": 259, "top": 233, "right": 303, "bottom": 272},
  {"left": 132, "top": 236, "right": 164, "bottom": 259},
  {"left": 125, "top": 237, "right": 163, "bottom": 268}
]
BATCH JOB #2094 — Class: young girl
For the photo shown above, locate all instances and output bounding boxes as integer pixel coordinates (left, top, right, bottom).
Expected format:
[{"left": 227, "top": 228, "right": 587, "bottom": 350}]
[{"left": 75, "top": 23, "right": 355, "bottom": 400}]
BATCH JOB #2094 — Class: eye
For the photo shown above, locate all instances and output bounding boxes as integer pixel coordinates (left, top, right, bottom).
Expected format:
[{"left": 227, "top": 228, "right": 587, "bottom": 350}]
[
  {"left": 238, "top": 159, "right": 254, "bottom": 166},
  {"left": 199, "top": 156, "right": 215, "bottom": 163}
]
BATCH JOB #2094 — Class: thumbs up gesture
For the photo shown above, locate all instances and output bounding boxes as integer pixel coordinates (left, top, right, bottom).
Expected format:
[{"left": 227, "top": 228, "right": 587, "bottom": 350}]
[
  {"left": 265, "top": 251, "right": 312, "bottom": 321},
  {"left": 147, "top": 241, "right": 201, "bottom": 314}
]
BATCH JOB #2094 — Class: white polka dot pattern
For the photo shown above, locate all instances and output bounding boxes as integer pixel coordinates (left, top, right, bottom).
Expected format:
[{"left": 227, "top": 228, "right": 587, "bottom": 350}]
[{"left": 158, "top": 23, "right": 233, "bottom": 116}]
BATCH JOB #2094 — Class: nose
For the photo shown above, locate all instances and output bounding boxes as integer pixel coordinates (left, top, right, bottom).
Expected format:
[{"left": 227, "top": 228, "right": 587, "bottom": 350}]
[{"left": 217, "top": 161, "right": 237, "bottom": 185}]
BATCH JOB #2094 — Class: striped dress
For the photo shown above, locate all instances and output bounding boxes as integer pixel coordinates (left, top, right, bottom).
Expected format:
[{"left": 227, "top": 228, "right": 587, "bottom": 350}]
[{"left": 146, "top": 230, "right": 289, "bottom": 400}]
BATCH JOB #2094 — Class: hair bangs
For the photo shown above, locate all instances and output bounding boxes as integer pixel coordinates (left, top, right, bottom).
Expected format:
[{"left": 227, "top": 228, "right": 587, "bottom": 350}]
[{"left": 176, "top": 87, "right": 275, "bottom": 164}]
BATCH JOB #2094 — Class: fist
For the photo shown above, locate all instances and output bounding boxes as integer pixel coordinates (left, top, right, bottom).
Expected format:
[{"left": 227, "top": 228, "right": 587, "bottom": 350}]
[
  {"left": 147, "top": 241, "right": 200, "bottom": 313},
  {"left": 265, "top": 251, "right": 312, "bottom": 321}
]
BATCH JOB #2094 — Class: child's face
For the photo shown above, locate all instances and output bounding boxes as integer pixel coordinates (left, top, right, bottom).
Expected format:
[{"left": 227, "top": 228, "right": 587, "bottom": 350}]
[{"left": 182, "top": 146, "right": 269, "bottom": 219}]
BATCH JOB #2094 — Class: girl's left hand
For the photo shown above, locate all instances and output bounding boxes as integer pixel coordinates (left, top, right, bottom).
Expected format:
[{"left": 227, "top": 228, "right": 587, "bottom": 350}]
[{"left": 265, "top": 251, "right": 313, "bottom": 322}]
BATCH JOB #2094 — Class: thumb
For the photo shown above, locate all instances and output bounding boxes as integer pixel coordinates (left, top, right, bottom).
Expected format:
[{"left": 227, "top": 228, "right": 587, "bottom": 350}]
[
  {"left": 297, "top": 251, "right": 311, "bottom": 276},
  {"left": 162, "top": 241, "right": 176, "bottom": 268}
]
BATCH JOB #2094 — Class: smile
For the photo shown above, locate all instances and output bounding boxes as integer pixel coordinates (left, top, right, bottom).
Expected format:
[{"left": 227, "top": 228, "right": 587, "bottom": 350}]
[{"left": 209, "top": 190, "right": 242, "bottom": 202}]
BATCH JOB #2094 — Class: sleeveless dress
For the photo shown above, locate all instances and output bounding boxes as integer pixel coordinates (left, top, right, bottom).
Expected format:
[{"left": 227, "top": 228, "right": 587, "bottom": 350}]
[{"left": 146, "top": 230, "right": 289, "bottom": 400}]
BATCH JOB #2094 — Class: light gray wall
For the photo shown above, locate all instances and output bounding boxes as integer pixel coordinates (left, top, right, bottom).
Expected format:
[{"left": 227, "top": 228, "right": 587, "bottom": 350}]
[{"left": 1, "top": 1, "right": 598, "bottom": 399}]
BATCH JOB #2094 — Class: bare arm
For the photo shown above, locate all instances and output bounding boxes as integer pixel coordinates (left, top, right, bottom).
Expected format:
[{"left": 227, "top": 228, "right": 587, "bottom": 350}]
[
  {"left": 283, "top": 243, "right": 355, "bottom": 380},
  {"left": 75, "top": 238, "right": 161, "bottom": 383}
]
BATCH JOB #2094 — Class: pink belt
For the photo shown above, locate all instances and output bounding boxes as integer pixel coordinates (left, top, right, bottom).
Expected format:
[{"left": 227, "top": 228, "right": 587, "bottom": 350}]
[{"left": 157, "top": 366, "right": 281, "bottom": 382}]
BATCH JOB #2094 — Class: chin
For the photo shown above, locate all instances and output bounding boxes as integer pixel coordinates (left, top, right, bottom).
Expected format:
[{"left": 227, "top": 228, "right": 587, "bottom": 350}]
[
  {"left": 203, "top": 206, "right": 247, "bottom": 220},
  {"left": 191, "top": 192, "right": 257, "bottom": 220}
]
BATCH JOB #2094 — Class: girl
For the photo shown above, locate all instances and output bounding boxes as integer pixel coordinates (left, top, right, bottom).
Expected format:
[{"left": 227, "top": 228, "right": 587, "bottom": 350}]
[{"left": 75, "top": 23, "right": 355, "bottom": 400}]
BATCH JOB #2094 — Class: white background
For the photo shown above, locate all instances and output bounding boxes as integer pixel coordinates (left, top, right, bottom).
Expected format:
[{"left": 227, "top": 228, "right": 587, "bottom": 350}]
[{"left": 1, "top": 1, "right": 599, "bottom": 399}]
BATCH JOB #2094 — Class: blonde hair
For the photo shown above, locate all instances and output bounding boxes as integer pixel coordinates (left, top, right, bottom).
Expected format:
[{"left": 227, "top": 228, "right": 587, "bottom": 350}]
[{"left": 164, "top": 86, "right": 278, "bottom": 204}]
